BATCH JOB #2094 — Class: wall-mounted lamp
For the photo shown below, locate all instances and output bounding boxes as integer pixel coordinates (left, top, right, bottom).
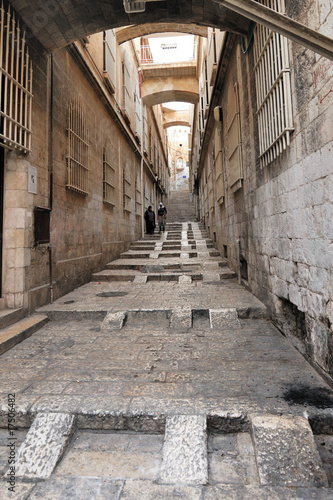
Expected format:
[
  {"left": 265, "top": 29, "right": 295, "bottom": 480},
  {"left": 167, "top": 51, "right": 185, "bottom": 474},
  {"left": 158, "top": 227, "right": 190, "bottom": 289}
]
[{"left": 213, "top": 106, "right": 222, "bottom": 122}]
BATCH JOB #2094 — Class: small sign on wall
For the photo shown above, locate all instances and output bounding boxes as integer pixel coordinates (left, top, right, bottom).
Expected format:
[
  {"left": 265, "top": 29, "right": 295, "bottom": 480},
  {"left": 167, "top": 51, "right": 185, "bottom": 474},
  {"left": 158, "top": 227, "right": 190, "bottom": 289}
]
[{"left": 28, "top": 165, "right": 37, "bottom": 194}]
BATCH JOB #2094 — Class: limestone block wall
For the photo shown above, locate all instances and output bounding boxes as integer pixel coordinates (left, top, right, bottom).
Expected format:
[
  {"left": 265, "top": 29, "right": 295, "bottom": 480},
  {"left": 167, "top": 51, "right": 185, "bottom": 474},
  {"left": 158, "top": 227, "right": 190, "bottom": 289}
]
[{"left": 199, "top": 2, "right": 333, "bottom": 381}]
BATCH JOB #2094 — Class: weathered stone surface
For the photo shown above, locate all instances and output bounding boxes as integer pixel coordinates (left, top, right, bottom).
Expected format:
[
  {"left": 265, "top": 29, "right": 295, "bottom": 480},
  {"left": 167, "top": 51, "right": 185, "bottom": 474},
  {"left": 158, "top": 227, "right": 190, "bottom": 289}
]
[
  {"left": 159, "top": 415, "right": 208, "bottom": 485},
  {"left": 15, "top": 413, "right": 75, "bottom": 479},
  {"left": 28, "top": 477, "right": 123, "bottom": 499},
  {"left": 101, "top": 311, "right": 126, "bottom": 330},
  {"left": 250, "top": 414, "right": 328, "bottom": 487},
  {"left": 209, "top": 308, "right": 241, "bottom": 329},
  {"left": 203, "top": 485, "right": 333, "bottom": 499},
  {"left": 170, "top": 307, "right": 192, "bottom": 329},
  {"left": 121, "top": 480, "right": 202, "bottom": 499}
]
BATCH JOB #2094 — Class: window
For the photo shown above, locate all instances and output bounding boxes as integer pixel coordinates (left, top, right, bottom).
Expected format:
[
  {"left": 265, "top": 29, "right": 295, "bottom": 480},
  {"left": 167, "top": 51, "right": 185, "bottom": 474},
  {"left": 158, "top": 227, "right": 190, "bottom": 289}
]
[
  {"left": 144, "top": 181, "right": 150, "bottom": 208},
  {"left": 0, "top": 4, "right": 33, "bottom": 152},
  {"left": 135, "top": 173, "right": 142, "bottom": 215},
  {"left": 103, "top": 30, "right": 116, "bottom": 92},
  {"left": 214, "top": 126, "right": 224, "bottom": 204},
  {"left": 208, "top": 28, "right": 218, "bottom": 85},
  {"left": 123, "top": 164, "right": 131, "bottom": 212},
  {"left": 227, "top": 81, "right": 243, "bottom": 192},
  {"left": 208, "top": 151, "right": 214, "bottom": 213},
  {"left": 122, "top": 51, "right": 131, "bottom": 121},
  {"left": 67, "top": 99, "right": 89, "bottom": 195},
  {"left": 143, "top": 106, "right": 148, "bottom": 154},
  {"left": 254, "top": 0, "right": 294, "bottom": 168},
  {"left": 203, "top": 59, "right": 209, "bottom": 118},
  {"left": 103, "top": 147, "right": 116, "bottom": 206},
  {"left": 134, "top": 83, "right": 142, "bottom": 141}
]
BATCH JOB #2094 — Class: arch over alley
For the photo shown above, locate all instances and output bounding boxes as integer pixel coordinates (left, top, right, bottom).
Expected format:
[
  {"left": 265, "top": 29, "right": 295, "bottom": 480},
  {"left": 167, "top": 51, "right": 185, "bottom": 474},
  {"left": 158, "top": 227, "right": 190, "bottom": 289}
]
[
  {"left": 8, "top": 0, "right": 333, "bottom": 59},
  {"left": 116, "top": 23, "right": 207, "bottom": 44}
]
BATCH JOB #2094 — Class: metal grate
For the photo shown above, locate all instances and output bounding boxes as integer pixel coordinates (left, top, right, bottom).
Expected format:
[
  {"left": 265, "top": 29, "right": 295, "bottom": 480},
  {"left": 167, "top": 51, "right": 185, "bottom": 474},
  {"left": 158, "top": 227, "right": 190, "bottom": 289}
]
[
  {"left": 227, "top": 81, "right": 243, "bottom": 191},
  {"left": 103, "top": 148, "right": 116, "bottom": 206},
  {"left": 123, "top": 165, "right": 131, "bottom": 212},
  {"left": 254, "top": 0, "right": 294, "bottom": 168},
  {"left": 103, "top": 30, "right": 116, "bottom": 93},
  {"left": 66, "top": 98, "right": 89, "bottom": 195},
  {"left": 0, "top": 3, "right": 33, "bottom": 153},
  {"left": 135, "top": 173, "right": 141, "bottom": 215}
]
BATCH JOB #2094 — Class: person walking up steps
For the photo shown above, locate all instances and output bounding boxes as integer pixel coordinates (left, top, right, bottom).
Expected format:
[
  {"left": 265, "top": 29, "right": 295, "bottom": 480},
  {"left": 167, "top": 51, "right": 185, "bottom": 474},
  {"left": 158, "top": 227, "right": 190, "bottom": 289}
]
[{"left": 157, "top": 202, "right": 167, "bottom": 233}]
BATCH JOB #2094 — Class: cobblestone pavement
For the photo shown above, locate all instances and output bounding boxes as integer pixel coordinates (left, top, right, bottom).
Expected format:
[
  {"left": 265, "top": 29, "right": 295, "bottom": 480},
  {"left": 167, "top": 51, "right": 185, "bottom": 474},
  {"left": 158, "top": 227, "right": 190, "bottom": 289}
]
[{"left": 0, "top": 222, "right": 333, "bottom": 498}]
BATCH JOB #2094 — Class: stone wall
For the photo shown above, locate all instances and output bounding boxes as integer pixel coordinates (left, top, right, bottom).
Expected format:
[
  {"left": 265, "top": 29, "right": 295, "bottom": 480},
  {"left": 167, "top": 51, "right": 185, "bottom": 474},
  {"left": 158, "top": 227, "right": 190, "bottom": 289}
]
[{"left": 198, "top": 2, "right": 333, "bottom": 381}]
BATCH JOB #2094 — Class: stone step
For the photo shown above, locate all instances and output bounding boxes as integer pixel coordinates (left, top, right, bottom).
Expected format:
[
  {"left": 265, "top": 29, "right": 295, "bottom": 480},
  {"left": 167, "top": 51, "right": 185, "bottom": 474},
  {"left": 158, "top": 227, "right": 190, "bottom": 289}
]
[
  {"left": 0, "top": 314, "right": 49, "bottom": 356},
  {"left": 250, "top": 414, "right": 328, "bottom": 487},
  {"left": 159, "top": 415, "right": 208, "bottom": 485},
  {"left": 120, "top": 252, "right": 151, "bottom": 259},
  {"left": 92, "top": 270, "right": 136, "bottom": 282},
  {"left": 15, "top": 412, "right": 75, "bottom": 480},
  {"left": 0, "top": 307, "right": 25, "bottom": 330}
]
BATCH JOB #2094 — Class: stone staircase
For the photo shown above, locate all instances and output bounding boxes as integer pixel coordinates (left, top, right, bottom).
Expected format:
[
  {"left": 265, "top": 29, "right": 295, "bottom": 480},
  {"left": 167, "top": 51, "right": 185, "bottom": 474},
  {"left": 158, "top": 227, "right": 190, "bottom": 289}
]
[
  {"left": 167, "top": 190, "right": 197, "bottom": 222},
  {"left": 93, "top": 221, "right": 236, "bottom": 284}
]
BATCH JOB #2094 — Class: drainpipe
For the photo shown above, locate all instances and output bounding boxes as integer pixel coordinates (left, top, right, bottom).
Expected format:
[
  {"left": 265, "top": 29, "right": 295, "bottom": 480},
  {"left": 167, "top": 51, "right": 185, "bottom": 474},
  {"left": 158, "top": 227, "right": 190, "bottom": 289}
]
[
  {"left": 237, "top": 239, "right": 241, "bottom": 285},
  {"left": 48, "top": 54, "right": 54, "bottom": 303}
]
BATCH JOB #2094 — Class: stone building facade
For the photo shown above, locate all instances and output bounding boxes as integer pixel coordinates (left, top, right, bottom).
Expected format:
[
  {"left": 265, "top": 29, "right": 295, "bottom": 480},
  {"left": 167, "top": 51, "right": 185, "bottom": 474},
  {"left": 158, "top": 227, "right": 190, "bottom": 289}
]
[
  {"left": 192, "top": 1, "right": 333, "bottom": 382},
  {"left": 0, "top": 0, "right": 170, "bottom": 312}
]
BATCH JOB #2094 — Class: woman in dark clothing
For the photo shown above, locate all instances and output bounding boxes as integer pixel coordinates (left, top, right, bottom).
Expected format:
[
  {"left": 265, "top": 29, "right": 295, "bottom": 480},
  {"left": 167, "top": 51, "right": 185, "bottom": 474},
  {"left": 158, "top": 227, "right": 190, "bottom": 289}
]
[{"left": 144, "top": 206, "right": 155, "bottom": 234}]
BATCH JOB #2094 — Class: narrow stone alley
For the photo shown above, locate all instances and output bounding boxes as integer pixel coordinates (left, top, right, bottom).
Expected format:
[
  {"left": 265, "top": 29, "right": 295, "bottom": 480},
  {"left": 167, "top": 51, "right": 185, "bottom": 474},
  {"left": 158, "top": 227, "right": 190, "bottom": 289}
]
[{"left": 0, "top": 192, "right": 332, "bottom": 498}]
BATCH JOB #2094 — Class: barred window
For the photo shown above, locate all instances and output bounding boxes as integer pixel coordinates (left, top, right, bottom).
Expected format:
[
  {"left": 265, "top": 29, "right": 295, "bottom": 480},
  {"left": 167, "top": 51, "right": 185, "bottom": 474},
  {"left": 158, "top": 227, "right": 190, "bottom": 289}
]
[
  {"left": 103, "top": 147, "right": 116, "bottom": 206},
  {"left": 103, "top": 30, "right": 116, "bottom": 93},
  {"left": 254, "top": 0, "right": 294, "bottom": 168},
  {"left": 143, "top": 106, "right": 148, "bottom": 154},
  {"left": 0, "top": 4, "right": 33, "bottom": 152},
  {"left": 67, "top": 99, "right": 89, "bottom": 195},
  {"left": 214, "top": 126, "right": 224, "bottom": 204},
  {"left": 144, "top": 181, "right": 149, "bottom": 208},
  {"left": 135, "top": 173, "right": 141, "bottom": 215},
  {"left": 123, "top": 165, "right": 131, "bottom": 212},
  {"left": 227, "top": 81, "right": 243, "bottom": 192},
  {"left": 122, "top": 51, "right": 131, "bottom": 121},
  {"left": 208, "top": 28, "right": 217, "bottom": 85},
  {"left": 134, "top": 83, "right": 142, "bottom": 141}
]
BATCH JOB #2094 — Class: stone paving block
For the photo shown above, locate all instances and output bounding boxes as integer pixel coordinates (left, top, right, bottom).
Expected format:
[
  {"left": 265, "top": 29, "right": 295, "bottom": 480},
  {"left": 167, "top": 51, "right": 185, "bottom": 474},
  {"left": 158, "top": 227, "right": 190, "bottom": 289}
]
[
  {"left": 28, "top": 477, "right": 123, "bottom": 500},
  {"left": 133, "top": 275, "right": 148, "bottom": 284},
  {"left": 15, "top": 412, "right": 75, "bottom": 480},
  {"left": 250, "top": 414, "right": 328, "bottom": 487},
  {"left": 101, "top": 311, "right": 126, "bottom": 330},
  {"left": 209, "top": 308, "right": 241, "bottom": 329},
  {"left": 181, "top": 252, "right": 190, "bottom": 259},
  {"left": 159, "top": 415, "right": 208, "bottom": 485},
  {"left": 203, "top": 485, "right": 333, "bottom": 499},
  {"left": 121, "top": 479, "right": 202, "bottom": 499},
  {"left": 150, "top": 252, "right": 160, "bottom": 259},
  {"left": 202, "top": 272, "right": 221, "bottom": 282},
  {"left": 0, "top": 482, "right": 37, "bottom": 499},
  {"left": 170, "top": 307, "right": 192, "bottom": 330},
  {"left": 55, "top": 450, "right": 161, "bottom": 480},
  {"left": 178, "top": 275, "right": 192, "bottom": 285}
]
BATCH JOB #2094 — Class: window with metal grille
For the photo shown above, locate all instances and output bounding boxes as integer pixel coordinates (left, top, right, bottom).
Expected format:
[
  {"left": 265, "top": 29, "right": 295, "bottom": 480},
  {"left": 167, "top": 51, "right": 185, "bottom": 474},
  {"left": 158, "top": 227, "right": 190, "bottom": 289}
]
[
  {"left": 123, "top": 165, "right": 131, "bottom": 212},
  {"left": 135, "top": 173, "right": 141, "bottom": 215},
  {"left": 143, "top": 106, "right": 148, "bottom": 154},
  {"left": 253, "top": 0, "right": 294, "bottom": 168},
  {"left": 134, "top": 83, "right": 142, "bottom": 141},
  {"left": 144, "top": 182, "right": 149, "bottom": 208},
  {"left": 208, "top": 28, "right": 217, "bottom": 85},
  {"left": 0, "top": 3, "right": 33, "bottom": 153},
  {"left": 227, "top": 81, "right": 243, "bottom": 192},
  {"left": 122, "top": 51, "right": 131, "bottom": 121},
  {"left": 214, "top": 126, "right": 224, "bottom": 204},
  {"left": 103, "top": 147, "right": 116, "bottom": 206},
  {"left": 67, "top": 99, "right": 89, "bottom": 195},
  {"left": 103, "top": 30, "right": 116, "bottom": 93}
]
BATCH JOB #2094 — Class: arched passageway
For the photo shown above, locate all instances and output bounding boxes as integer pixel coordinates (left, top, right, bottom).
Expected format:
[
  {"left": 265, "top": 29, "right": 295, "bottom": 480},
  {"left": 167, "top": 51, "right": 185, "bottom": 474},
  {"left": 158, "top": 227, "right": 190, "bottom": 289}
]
[{"left": 8, "top": 0, "right": 333, "bottom": 59}]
